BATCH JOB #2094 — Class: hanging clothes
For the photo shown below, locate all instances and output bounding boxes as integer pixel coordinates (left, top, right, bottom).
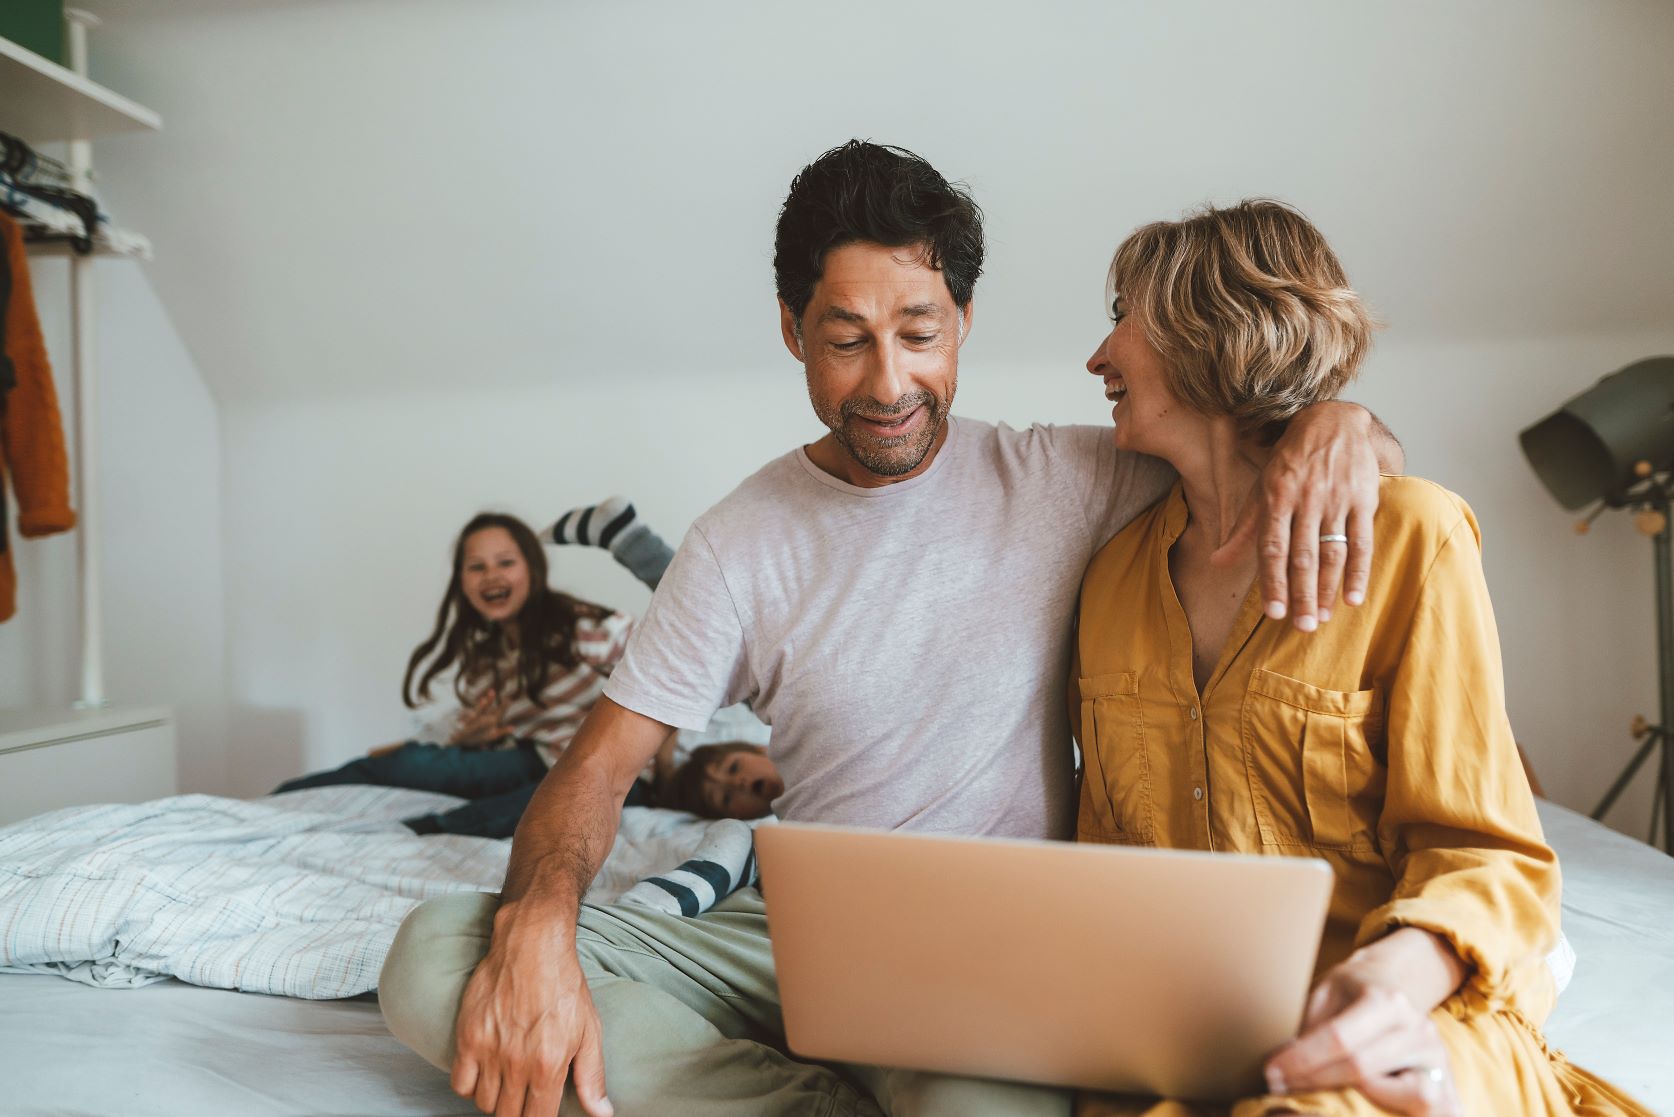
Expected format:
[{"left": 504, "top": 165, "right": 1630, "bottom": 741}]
[{"left": 0, "top": 211, "right": 76, "bottom": 623}]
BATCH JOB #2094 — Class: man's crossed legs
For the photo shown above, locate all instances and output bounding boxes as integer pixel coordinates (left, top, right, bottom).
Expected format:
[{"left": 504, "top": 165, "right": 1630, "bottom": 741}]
[{"left": 380, "top": 889, "right": 1069, "bottom": 1117}]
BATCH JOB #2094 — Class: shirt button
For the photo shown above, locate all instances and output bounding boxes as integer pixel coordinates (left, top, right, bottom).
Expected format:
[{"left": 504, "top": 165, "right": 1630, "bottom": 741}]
[
  {"left": 1188, "top": 706, "right": 1200, "bottom": 720},
  {"left": 1193, "top": 786, "right": 1204, "bottom": 801}
]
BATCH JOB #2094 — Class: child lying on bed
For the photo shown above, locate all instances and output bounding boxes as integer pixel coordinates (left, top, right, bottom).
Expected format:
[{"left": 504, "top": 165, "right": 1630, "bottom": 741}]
[{"left": 659, "top": 742, "right": 785, "bottom": 820}]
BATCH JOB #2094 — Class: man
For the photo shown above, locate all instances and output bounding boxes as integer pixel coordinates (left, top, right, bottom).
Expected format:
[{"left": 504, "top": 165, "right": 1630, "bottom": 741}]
[{"left": 379, "top": 141, "right": 1401, "bottom": 1117}]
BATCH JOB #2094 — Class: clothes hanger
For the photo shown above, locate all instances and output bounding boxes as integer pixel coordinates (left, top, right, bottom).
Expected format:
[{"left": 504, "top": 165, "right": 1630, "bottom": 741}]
[{"left": 0, "top": 133, "right": 99, "bottom": 252}]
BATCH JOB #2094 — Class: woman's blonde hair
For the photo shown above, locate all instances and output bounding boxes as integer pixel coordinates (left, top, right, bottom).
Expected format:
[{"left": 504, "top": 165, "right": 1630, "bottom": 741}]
[{"left": 1108, "top": 199, "right": 1375, "bottom": 442}]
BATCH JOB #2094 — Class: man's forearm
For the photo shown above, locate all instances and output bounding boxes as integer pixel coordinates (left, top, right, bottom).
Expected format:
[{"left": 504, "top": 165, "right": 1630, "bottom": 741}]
[
  {"left": 1289, "top": 400, "right": 1403, "bottom": 475},
  {"left": 448, "top": 700, "right": 668, "bottom": 1110},
  {"left": 495, "top": 748, "right": 624, "bottom": 933},
  {"left": 491, "top": 697, "right": 673, "bottom": 938}
]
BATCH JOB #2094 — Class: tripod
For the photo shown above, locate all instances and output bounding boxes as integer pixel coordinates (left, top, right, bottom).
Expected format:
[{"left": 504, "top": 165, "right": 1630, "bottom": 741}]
[
  {"left": 1591, "top": 718, "right": 1671, "bottom": 852},
  {"left": 1589, "top": 484, "right": 1674, "bottom": 855}
]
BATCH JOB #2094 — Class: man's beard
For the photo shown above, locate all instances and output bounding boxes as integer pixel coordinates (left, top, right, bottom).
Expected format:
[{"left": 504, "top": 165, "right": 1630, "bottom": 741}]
[{"left": 822, "top": 388, "right": 948, "bottom": 478}]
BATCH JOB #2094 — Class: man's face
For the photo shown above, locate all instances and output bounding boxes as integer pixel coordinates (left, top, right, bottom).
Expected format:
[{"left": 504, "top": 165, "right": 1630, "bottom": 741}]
[{"left": 781, "top": 241, "right": 970, "bottom": 485}]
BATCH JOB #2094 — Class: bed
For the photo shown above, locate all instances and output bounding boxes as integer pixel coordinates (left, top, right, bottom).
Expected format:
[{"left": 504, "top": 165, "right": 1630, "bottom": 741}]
[{"left": 1, "top": 799, "right": 1669, "bottom": 1116}]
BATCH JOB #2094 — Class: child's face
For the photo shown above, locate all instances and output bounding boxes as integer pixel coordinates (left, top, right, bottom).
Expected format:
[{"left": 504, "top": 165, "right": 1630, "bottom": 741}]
[
  {"left": 701, "top": 749, "right": 784, "bottom": 819},
  {"left": 460, "top": 527, "right": 531, "bottom": 625}
]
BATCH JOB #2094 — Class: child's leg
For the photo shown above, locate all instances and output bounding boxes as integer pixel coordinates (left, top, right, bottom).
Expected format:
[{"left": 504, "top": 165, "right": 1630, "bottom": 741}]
[
  {"left": 274, "top": 741, "right": 545, "bottom": 797},
  {"left": 404, "top": 774, "right": 656, "bottom": 837},
  {"left": 272, "top": 743, "right": 430, "bottom": 793},
  {"left": 404, "top": 780, "right": 540, "bottom": 837},
  {"left": 546, "top": 496, "right": 676, "bottom": 589}
]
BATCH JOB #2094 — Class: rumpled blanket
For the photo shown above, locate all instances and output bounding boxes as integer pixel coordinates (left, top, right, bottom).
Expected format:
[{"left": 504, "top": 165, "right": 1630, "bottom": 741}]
[{"left": 0, "top": 785, "right": 755, "bottom": 999}]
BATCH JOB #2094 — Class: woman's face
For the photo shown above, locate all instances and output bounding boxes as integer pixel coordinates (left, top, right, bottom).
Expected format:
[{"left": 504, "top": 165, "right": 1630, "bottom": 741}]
[
  {"left": 1085, "top": 297, "right": 1182, "bottom": 456},
  {"left": 460, "top": 527, "right": 532, "bottom": 625}
]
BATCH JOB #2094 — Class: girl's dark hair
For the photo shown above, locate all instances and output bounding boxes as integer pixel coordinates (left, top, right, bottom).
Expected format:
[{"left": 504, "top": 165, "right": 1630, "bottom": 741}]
[
  {"left": 661, "top": 742, "right": 765, "bottom": 815},
  {"left": 403, "top": 512, "right": 608, "bottom": 712},
  {"left": 773, "top": 140, "right": 985, "bottom": 322}
]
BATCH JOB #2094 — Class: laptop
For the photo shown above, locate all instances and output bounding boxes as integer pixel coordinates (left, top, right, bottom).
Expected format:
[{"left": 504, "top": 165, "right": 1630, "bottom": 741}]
[{"left": 754, "top": 823, "right": 1333, "bottom": 1101}]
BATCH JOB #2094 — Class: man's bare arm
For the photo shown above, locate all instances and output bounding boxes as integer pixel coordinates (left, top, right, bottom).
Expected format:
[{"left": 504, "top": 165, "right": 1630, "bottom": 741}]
[
  {"left": 497, "top": 697, "right": 669, "bottom": 916},
  {"left": 451, "top": 696, "right": 672, "bottom": 1117}
]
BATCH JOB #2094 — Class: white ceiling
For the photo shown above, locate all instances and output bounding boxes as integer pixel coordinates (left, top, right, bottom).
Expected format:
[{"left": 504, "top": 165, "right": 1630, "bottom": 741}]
[{"left": 69, "top": 0, "right": 1674, "bottom": 402}]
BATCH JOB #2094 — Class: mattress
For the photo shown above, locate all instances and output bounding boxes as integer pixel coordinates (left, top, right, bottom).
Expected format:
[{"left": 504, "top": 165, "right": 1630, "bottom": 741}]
[
  {"left": 1535, "top": 801, "right": 1674, "bottom": 1110},
  {"left": 0, "top": 977, "right": 467, "bottom": 1116},
  {"left": 1, "top": 800, "right": 1668, "bottom": 1116}
]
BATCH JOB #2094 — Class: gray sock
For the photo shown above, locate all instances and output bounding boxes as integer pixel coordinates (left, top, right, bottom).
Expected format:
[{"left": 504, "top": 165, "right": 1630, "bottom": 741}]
[{"left": 613, "top": 523, "right": 675, "bottom": 589}]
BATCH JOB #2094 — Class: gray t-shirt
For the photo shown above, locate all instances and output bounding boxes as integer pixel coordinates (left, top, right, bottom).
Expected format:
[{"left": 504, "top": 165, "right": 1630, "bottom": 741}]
[{"left": 604, "top": 416, "right": 1175, "bottom": 840}]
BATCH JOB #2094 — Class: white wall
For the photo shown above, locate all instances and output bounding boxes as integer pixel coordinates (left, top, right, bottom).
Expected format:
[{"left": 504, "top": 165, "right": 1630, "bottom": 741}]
[
  {"left": 215, "top": 330, "right": 1674, "bottom": 832},
  {"left": 76, "top": 0, "right": 1674, "bottom": 832}
]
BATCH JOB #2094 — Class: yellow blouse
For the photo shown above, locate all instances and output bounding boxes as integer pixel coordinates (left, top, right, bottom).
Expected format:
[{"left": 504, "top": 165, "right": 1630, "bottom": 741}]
[{"left": 1073, "top": 477, "right": 1560, "bottom": 1018}]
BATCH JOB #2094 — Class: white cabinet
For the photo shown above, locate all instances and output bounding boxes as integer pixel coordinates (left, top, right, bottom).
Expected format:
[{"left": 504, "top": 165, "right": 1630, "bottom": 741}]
[{"left": 0, "top": 707, "right": 178, "bottom": 826}]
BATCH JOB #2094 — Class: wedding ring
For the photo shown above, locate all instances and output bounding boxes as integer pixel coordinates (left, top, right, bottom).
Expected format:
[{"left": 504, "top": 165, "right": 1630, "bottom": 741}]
[{"left": 1319, "top": 533, "right": 1349, "bottom": 544}]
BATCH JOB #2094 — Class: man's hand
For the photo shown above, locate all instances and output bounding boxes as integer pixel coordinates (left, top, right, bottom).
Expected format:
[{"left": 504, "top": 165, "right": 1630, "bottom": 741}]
[
  {"left": 450, "top": 697, "right": 672, "bottom": 1117},
  {"left": 1213, "top": 401, "right": 1395, "bottom": 631},
  {"left": 451, "top": 916, "right": 613, "bottom": 1117}
]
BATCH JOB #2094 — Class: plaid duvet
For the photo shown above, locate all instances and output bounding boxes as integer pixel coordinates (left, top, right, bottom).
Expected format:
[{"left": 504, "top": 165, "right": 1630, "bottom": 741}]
[{"left": 0, "top": 785, "right": 724, "bottom": 998}]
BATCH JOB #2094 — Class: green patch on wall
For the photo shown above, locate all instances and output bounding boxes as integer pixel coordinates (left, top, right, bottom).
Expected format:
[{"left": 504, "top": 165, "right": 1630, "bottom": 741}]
[{"left": 0, "top": 0, "right": 66, "bottom": 67}]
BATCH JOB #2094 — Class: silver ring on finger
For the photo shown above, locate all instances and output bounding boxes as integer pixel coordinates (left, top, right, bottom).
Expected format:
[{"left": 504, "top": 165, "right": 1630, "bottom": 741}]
[
  {"left": 1400, "top": 1065, "right": 1446, "bottom": 1085},
  {"left": 1319, "top": 532, "right": 1349, "bottom": 544}
]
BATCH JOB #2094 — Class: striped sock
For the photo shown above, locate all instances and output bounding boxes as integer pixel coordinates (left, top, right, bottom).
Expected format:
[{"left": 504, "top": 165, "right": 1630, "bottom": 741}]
[
  {"left": 545, "top": 496, "right": 676, "bottom": 590},
  {"left": 547, "top": 496, "right": 641, "bottom": 552},
  {"left": 619, "top": 819, "right": 760, "bottom": 917}
]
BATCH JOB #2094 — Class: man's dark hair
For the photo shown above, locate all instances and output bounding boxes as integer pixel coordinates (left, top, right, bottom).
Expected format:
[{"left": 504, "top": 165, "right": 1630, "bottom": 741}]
[{"left": 773, "top": 140, "right": 985, "bottom": 322}]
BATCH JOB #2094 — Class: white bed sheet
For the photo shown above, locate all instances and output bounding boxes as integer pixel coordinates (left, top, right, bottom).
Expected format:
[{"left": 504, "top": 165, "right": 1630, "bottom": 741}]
[
  {"left": 0, "top": 975, "right": 468, "bottom": 1117},
  {"left": 1536, "top": 800, "right": 1674, "bottom": 1112},
  {"left": 1, "top": 801, "right": 1668, "bottom": 1116}
]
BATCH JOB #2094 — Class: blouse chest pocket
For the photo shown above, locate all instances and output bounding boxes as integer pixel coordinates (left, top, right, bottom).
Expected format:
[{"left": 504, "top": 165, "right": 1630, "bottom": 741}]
[
  {"left": 1241, "top": 669, "right": 1385, "bottom": 853},
  {"left": 1078, "top": 671, "right": 1155, "bottom": 844}
]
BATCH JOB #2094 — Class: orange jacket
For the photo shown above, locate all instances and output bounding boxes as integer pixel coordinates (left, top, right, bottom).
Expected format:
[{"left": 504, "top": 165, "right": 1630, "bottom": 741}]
[{"left": 1, "top": 212, "right": 76, "bottom": 622}]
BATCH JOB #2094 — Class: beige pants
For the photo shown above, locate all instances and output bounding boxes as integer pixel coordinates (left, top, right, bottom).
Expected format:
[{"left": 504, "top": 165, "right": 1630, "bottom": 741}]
[{"left": 379, "top": 887, "right": 1071, "bottom": 1117}]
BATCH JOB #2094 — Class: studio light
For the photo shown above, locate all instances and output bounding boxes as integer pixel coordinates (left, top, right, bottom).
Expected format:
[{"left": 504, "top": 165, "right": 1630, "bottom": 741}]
[{"left": 1521, "top": 356, "right": 1674, "bottom": 854}]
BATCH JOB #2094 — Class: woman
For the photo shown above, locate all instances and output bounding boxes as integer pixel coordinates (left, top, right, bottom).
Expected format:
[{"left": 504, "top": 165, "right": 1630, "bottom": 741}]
[
  {"left": 276, "top": 506, "right": 663, "bottom": 836},
  {"left": 1073, "top": 201, "right": 1646, "bottom": 1116}
]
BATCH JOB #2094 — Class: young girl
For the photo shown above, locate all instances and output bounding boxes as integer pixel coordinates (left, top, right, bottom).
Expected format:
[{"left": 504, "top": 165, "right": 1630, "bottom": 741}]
[{"left": 276, "top": 499, "right": 674, "bottom": 837}]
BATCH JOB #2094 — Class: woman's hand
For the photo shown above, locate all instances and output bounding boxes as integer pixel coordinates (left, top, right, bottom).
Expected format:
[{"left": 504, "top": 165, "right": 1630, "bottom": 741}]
[
  {"left": 1264, "top": 929, "right": 1466, "bottom": 1116},
  {"left": 450, "top": 690, "right": 511, "bottom": 748}
]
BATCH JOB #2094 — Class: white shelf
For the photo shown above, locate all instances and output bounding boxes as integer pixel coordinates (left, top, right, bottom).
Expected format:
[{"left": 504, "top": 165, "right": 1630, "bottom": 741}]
[
  {"left": 0, "top": 704, "right": 170, "bottom": 755},
  {"left": 0, "top": 33, "right": 160, "bottom": 142},
  {"left": 25, "top": 227, "right": 152, "bottom": 259}
]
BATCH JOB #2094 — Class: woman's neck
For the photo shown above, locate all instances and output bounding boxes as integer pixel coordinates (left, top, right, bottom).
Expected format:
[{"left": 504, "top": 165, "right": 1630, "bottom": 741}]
[{"left": 1172, "top": 416, "right": 1272, "bottom": 543}]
